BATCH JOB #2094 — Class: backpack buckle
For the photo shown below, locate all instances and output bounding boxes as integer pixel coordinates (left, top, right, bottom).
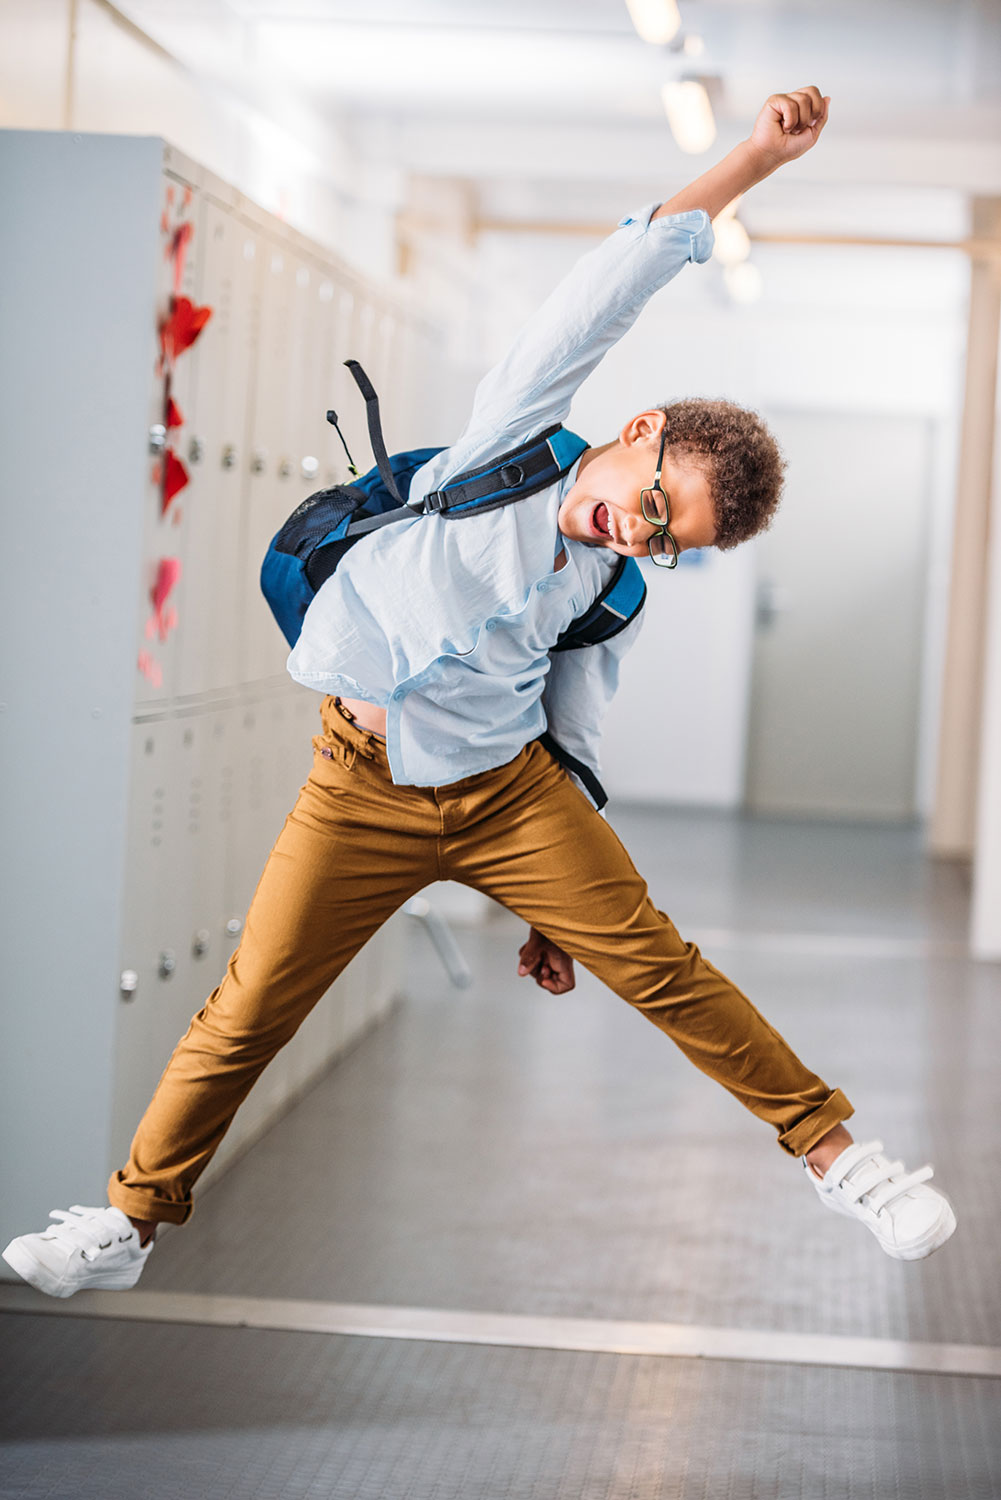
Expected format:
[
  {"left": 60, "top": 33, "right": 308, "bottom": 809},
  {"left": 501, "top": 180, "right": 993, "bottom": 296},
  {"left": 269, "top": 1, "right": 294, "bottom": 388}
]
[{"left": 424, "top": 490, "right": 448, "bottom": 513}]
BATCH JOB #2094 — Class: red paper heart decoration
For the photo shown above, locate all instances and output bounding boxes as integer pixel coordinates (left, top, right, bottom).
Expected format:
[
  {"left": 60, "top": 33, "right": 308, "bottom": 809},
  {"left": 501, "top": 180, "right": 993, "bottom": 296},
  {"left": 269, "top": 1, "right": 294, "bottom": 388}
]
[
  {"left": 162, "top": 447, "right": 189, "bottom": 513},
  {"left": 147, "top": 557, "right": 182, "bottom": 644},
  {"left": 160, "top": 296, "right": 213, "bottom": 362}
]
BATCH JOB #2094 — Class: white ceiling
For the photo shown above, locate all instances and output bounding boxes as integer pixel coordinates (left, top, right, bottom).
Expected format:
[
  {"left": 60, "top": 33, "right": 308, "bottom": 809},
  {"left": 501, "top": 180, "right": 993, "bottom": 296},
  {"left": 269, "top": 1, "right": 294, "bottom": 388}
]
[{"left": 113, "top": 0, "right": 1001, "bottom": 226}]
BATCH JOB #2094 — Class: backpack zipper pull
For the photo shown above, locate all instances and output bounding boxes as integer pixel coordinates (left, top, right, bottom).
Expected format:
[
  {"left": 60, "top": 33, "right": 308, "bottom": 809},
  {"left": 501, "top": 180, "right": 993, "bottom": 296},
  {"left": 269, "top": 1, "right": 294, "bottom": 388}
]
[{"left": 326, "top": 409, "right": 360, "bottom": 478}]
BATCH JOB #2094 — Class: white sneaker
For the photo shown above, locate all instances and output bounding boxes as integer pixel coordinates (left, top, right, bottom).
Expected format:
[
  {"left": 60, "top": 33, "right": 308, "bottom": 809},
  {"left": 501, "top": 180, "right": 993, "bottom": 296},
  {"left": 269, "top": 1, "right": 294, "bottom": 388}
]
[
  {"left": 805, "top": 1139, "right": 956, "bottom": 1261},
  {"left": 2, "top": 1205, "right": 154, "bottom": 1298}
]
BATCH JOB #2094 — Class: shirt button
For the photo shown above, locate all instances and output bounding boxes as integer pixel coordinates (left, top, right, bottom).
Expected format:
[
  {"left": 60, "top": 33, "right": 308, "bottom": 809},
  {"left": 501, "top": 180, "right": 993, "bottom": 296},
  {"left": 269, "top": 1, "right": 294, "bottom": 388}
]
[
  {"left": 537, "top": 581, "right": 549, "bottom": 593},
  {"left": 485, "top": 618, "right": 497, "bottom": 631},
  {"left": 392, "top": 688, "right": 405, "bottom": 702}
]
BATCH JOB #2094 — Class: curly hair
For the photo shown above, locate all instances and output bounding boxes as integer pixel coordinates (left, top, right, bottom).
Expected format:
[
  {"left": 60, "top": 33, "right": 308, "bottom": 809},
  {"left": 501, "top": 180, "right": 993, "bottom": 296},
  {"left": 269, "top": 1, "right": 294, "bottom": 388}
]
[{"left": 656, "top": 399, "right": 786, "bottom": 550}]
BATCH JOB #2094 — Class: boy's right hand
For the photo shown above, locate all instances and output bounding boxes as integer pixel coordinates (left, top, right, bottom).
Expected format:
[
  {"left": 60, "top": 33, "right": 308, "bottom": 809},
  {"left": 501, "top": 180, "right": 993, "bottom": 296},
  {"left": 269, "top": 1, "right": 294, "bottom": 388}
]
[
  {"left": 654, "top": 85, "right": 830, "bottom": 222},
  {"left": 517, "top": 926, "right": 576, "bottom": 995},
  {"left": 748, "top": 86, "right": 830, "bottom": 169}
]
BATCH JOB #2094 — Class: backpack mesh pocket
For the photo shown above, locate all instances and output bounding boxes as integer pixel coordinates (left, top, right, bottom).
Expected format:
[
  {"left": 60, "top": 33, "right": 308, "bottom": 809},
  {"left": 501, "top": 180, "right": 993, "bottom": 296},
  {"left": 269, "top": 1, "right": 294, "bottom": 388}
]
[{"left": 272, "top": 485, "right": 364, "bottom": 559}]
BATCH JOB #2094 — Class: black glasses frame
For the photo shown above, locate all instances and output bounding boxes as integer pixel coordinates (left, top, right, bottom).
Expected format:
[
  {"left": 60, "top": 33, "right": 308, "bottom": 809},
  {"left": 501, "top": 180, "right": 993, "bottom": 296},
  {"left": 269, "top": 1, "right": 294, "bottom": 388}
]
[{"left": 639, "top": 427, "right": 680, "bottom": 569}]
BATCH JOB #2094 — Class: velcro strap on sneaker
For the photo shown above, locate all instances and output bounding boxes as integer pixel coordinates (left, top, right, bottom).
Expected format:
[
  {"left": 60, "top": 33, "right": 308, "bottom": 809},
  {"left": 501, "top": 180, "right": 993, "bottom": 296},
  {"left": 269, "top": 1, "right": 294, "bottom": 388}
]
[
  {"left": 849, "top": 1158, "right": 905, "bottom": 1207},
  {"left": 867, "top": 1164, "right": 934, "bottom": 1214},
  {"left": 825, "top": 1139, "right": 885, "bottom": 1192}
]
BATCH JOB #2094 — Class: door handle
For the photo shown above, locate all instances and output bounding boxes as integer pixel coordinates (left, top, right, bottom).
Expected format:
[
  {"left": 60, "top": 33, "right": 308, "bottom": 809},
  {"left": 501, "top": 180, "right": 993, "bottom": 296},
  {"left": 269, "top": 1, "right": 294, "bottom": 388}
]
[{"left": 755, "top": 580, "right": 792, "bottom": 631}]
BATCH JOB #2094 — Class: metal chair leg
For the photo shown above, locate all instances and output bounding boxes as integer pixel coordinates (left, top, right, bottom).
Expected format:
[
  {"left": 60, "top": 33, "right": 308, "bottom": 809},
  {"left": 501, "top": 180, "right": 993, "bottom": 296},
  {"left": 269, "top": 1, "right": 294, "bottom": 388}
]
[{"left": 403, "top": 896, "right": 473, "bottom": 989}]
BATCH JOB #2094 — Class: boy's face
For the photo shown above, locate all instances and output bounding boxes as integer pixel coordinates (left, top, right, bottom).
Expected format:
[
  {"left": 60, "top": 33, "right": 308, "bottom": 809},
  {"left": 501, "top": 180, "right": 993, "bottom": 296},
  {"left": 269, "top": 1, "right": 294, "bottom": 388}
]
[{"left": 557, "top": 410, "right": 718, "bottom": 559}]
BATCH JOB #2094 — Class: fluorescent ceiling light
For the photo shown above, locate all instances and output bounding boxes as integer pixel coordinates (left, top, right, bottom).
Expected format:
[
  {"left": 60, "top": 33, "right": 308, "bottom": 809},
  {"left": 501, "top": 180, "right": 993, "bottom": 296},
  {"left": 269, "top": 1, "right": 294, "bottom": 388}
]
[
  {"left": 661, "top": 79, "right": 717, "bottom": 154},
  {"left": 625, "top": 0, "right": 682, "bottom": 47}
]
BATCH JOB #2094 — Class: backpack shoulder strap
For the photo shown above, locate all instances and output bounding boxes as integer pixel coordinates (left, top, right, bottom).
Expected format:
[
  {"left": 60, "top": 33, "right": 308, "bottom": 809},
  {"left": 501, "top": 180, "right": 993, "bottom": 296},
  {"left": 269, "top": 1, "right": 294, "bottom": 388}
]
[
  {"left": 422, "top": 426, "right": 588, "bottom": 517},
  {"left": 342, "top": 360, "right": 587, "bottom": 522},
  {"left": 344, "top": 359, "right": 405, "bottom": 505},
  {"left": 552, "top": 555, "right": 647, "bottom": 653},
  {"left": 537, "top": 732, "right": 608, "bottom": 811}
]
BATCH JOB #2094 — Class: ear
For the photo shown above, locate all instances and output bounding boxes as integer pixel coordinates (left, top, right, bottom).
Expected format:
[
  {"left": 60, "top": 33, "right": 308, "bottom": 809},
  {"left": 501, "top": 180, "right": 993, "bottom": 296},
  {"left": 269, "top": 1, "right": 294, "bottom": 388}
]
[{"left": 619, "top": 409, "right": 667, "bottom": 448}]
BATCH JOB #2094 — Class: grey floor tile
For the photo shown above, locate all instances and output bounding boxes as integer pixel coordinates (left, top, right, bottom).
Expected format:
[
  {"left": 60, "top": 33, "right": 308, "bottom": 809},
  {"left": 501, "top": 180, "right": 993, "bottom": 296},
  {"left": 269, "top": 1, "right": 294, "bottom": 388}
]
[{"left": 1, "top": 1312, "right": 999, "bottom": 1500}]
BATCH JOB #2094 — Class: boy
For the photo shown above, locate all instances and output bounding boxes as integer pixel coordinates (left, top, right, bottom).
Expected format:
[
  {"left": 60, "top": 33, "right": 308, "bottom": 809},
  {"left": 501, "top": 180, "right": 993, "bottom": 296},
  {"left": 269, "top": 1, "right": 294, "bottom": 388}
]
[{"left": 3, "top": 86, "right": 956, "bottom": 1298}]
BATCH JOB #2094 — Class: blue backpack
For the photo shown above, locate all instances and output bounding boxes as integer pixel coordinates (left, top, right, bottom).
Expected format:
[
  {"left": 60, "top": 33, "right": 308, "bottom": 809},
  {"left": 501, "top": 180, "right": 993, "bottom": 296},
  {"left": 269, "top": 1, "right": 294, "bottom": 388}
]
[{"left": 261, "top": 362, "right": 647, "bottom": 807}]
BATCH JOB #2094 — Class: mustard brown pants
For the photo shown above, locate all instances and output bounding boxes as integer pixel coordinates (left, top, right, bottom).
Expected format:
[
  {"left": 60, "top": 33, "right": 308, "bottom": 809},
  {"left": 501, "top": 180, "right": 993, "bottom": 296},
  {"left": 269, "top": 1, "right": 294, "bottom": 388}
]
[{"left": 108, "top": 695, "right": 853, "bottom": 1227}]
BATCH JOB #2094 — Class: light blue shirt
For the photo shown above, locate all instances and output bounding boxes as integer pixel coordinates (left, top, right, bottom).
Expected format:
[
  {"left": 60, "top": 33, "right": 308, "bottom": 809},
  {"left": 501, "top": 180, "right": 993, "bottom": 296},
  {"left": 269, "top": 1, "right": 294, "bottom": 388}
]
[{"left": 287, "top": 205, "right": 715, "bottom": 799}]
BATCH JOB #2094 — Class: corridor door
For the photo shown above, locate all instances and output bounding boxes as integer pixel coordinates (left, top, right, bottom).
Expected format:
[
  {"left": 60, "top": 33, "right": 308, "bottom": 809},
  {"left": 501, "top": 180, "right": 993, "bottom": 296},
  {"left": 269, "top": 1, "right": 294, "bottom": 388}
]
[{"left": 745, "top": 410, "right": 933, "bottom": 821}]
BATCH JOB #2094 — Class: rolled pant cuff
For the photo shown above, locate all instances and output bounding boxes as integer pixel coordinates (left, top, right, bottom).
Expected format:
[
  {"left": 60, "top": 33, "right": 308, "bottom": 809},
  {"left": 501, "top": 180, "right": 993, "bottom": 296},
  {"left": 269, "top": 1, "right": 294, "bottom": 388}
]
[
  {"left": 777, "top": 1089, "right": 854, "bottom": 1157},
  {"left": 107, "top": 1174, "right": 192, "bottom": 1227}
]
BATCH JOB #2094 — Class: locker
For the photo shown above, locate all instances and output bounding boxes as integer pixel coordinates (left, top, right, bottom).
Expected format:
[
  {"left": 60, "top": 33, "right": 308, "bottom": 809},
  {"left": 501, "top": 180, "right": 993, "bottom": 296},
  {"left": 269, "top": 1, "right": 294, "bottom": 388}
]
[
  {"left": 175, "top": 201, "right": 258, "bottom": 697},
  {"left": 110, "top": 717, "right": 191, "bottom": 1167},
  {"left": 133, "top": 173, "right": 204, "bottom": 710},
  {"left": 295, "top": 259, "right": 337, "bottom": 498},
  {"left": 283, "top": 255, "right": 320, "bottom": 477},
  {"left": 315, "top": 274, "right": 344, "bottom": 487},
  {"left": 261, "top": 693, "right": 294, "bottom": 836},
  {"left": 172, "top": 707, "right": 232, "bottom": 1016},
  {"left": 241, "top": 239, "right": 300, "bottom": 684},
  {"left": 224, "top": 697, "right": 287, "bottom": 934},
  {"left": 331, "top": 284, "right": 374, "bottom": 475},
  {"left": 1, "top": 134, "right": 414, "bottom": 1260}
]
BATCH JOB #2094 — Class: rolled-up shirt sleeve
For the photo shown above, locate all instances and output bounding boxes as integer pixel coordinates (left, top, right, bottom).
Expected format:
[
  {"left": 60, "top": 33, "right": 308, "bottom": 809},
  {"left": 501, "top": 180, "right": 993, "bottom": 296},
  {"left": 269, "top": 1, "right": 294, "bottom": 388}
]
[{"left": 541, "top": 613, "right": 645, "bottom": 807}]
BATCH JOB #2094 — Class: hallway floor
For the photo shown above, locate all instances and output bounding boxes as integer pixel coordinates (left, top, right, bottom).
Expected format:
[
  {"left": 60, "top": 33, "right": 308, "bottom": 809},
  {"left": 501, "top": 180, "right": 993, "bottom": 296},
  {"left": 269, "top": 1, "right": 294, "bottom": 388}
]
[{"left": 2, "top": 808, "right": 999, "bottom": 1499}]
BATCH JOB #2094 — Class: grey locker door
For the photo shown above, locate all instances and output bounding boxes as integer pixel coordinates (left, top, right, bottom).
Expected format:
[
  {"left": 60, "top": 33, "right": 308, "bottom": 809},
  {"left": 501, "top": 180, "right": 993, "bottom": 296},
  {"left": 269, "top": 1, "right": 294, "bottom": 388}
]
[
  {"left": 316, "top": 273, "right": 344, "bottom": 486},
  {"left": 134, "top": 174, "right": 203, "bottom": 710},
  {"left": 171, "top": 709, "right": 233, "bottom": 1018},
  {"left": 176, "top": 200, "right": 258, "bottom": 698},
  {"left": 241, "top": 240, "right": 299, "bottom": 684},
  {"left": 111, "top": 718, "right": 191, "bottom": 1169}
]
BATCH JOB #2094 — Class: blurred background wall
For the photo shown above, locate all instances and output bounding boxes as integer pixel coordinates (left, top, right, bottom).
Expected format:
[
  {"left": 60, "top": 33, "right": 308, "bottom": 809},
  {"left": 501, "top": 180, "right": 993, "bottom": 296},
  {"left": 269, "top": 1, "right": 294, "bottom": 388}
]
[{"left": 2, "top": 0, "right": 1000, "bottom": 957}]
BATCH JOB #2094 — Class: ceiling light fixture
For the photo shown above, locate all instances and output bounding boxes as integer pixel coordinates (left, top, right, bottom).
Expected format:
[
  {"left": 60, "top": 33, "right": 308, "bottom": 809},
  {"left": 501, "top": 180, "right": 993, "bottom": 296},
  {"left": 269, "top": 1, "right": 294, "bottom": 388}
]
[
  {"left": 625, "top": 0, "right": 682, "bottom": 47},
  {"left": 661, "top": 79, "right": 717, "bottom": 154}
]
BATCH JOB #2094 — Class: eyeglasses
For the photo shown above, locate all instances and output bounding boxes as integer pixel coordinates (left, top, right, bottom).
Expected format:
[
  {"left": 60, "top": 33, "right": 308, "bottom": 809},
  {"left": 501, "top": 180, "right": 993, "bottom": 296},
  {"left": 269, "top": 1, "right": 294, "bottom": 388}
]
[{"left": 639, "top": 426, "right": 680, "bottom": 569}]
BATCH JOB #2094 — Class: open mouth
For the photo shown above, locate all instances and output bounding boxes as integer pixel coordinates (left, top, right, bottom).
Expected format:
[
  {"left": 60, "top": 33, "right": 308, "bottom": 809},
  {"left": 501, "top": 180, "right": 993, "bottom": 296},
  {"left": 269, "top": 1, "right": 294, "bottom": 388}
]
[{"left": 592, "top": 503, "right": 611, "bottom": 541}]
